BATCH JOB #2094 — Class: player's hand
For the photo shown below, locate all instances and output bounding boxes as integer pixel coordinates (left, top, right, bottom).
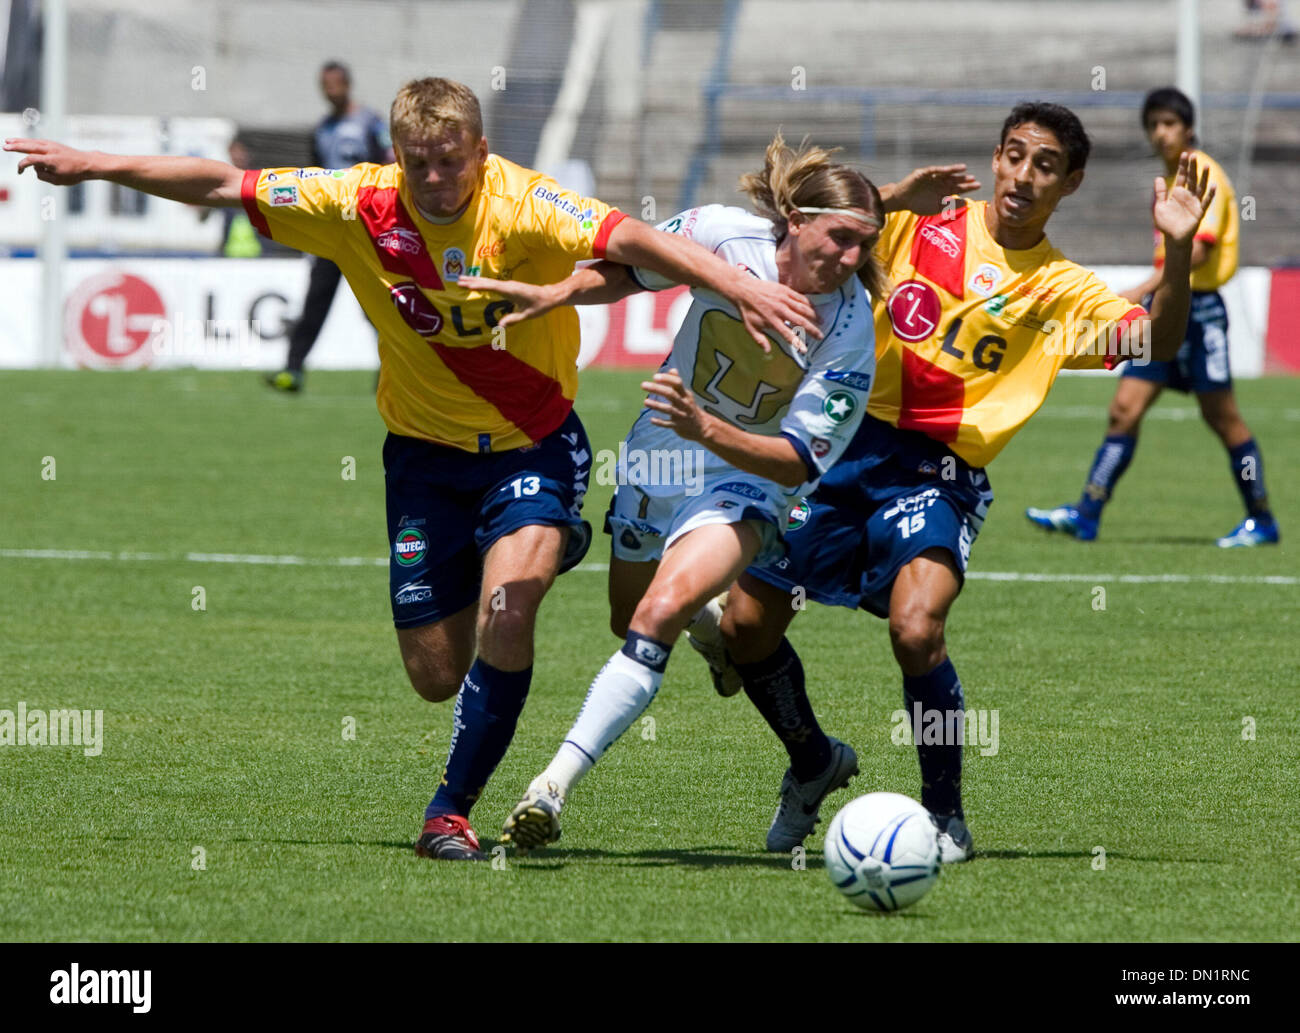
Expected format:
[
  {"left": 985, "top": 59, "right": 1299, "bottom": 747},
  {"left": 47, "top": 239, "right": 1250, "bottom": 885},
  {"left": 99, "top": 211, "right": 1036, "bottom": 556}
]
[
  {"left": 890, "top": 163, "right": 982, "bottom": 215},
  {"left": 642, "top": 368, "right": 709, "bottom": 441},
  {"left": 729, "top": 274, "right": 820, "bottom": 355},
  {"left": 454, "top": 274, "right": 555, "bottom": 328},
  {"left": 1153, "top": 151, "right": 1215, "bottom": 247},
  {"left": 4, "top": 138, "right": 98, "bottom": 185}
]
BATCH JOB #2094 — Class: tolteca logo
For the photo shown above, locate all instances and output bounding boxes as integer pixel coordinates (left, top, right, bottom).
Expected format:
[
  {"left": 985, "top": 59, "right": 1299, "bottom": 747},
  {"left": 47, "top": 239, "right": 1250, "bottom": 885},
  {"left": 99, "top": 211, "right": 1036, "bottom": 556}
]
[
  {"left": 810, "top": 436, "right": 832, "bottom": 459},
  {"left": 393, "top": 527, "right": 427, "bottom": 566},
  {"left": 50, "top": 964, "right": 151, "bottom": 1013},
  {"left": 786, "top": 500, "right": 811, "bottom": 530},
  {"left": 968, "top": 263, "right": 1001, "bottom": 298},
  {"left": 886, "top": 280, "right": 941, "bottom": 342},
  {"left": 377, "top": 228, "right": 424, "bottom": 257},
  {"left": 269, "top": 184, "right": 298, "bottom": 207}
]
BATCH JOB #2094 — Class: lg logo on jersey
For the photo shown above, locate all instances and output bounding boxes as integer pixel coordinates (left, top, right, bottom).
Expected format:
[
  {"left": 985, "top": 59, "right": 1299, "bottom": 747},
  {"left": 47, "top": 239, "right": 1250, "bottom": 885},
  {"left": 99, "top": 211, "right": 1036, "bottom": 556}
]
[
  {"left": 389, "top": 281, "right": 515, "bottom": 340},
  {"left": 888, "top": 280, "right": 1008, "bottom": 374},
  {"left": 939, "top": 317, "right": 1007, "bottom": 374}
]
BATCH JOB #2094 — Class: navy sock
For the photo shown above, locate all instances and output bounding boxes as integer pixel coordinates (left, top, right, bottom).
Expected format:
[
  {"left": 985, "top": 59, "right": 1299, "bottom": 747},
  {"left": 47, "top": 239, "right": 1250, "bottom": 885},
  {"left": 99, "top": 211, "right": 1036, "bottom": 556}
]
[
  {"left": 1227, "top": 438, "right": 1273, "bottom": 520},
  {"left": 903, "top": 658, "right": 965, "bottom": 819},
  {"left": 426, "top": 659, "right": 531, "bottom": 820},
  {"left": 1077, "top": 433, "right": 1136, "bottom": 521},
  {"left": 736, "top": 638, "right": 831, "bottom": 781}
]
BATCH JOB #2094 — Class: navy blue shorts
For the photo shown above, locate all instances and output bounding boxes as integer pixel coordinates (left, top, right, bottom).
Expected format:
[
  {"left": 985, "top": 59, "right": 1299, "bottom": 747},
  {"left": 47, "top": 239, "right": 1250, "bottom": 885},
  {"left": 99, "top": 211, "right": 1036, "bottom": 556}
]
[
  {"left": 1122, "top": 290, "right": 1230, "bottom": 394},
  {"left": 383, "top": 409, "right": 592, "bottom": 629},
  {"left": 748, "top": 416, "right": 994, "bottom": 618}
]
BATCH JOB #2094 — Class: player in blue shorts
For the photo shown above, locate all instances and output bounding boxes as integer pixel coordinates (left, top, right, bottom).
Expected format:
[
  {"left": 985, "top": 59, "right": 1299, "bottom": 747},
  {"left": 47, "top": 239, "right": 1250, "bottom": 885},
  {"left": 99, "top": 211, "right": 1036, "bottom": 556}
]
[
  {"left": 698, "top": 104, "right": 1216, "bottom": 862},
  {"left": 8, "top": 78, "right": 818, "bottom": 862},
  {"left": 1026, "top": 88, "right": 1279, "bottom": 547}
]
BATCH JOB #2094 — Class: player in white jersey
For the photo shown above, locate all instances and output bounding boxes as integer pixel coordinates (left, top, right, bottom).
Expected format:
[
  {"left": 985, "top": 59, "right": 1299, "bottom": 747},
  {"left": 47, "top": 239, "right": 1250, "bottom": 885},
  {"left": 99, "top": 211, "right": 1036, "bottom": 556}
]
[{"left": 459, "top": 134, "right": 978, "bottom": 851}]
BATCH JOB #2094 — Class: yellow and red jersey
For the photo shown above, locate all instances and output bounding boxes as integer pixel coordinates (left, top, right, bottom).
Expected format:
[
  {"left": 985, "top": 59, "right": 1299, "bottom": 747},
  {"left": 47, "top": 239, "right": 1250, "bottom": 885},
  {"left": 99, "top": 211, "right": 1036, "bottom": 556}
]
[
  {"left": 1152, "top": 149, "right": 1238, "bottom": 291},
  {"left": 241, "top": 156, "right": 625, "bottom": 452},
  {"left": 868, "top": 200, "right": 1145, "bottom": 467}
]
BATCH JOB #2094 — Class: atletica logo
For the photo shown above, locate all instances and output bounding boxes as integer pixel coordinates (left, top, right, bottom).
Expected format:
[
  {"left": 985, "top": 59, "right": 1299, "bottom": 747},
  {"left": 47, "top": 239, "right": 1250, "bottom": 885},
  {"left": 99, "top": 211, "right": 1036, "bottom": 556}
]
[
  {"left": 50, "top": 964, "right": 151, "bottom": 1013},
  {"left": 0, "top": 702, "right": 103, "bottom": 757},
  {"left": 393, "top": 527, "right": 427, "bottom": 567}
]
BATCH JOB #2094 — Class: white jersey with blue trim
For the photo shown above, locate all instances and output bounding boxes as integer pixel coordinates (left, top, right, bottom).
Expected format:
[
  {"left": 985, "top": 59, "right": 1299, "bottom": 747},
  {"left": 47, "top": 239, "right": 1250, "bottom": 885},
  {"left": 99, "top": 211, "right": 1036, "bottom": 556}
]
[{"left": 628, "top": 204, "right": 876, "bottom": 495}]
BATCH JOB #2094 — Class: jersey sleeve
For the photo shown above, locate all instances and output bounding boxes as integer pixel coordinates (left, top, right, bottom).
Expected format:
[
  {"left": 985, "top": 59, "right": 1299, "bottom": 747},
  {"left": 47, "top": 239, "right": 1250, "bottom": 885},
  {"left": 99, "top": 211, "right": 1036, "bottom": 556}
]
[
  {"left": 240, "top": 166, "right": 364, "bottom": 259},
  {"left": 628, "top": 205, "right": 734, "bottom": 291},
  {"left": 1194, "top": 164, "right": 1231, "bottom": 246},
  {"left": 1057, "top": 270, "right": 1147, "bottom": 371},
  {"left": 778, "top": 316, "right": 876, "bottom": 483},
  {"left": 875, "top": 209, "right": 916, "bottom": 266},
  {"left": 512, "top": 175, "right": 626, "bottom": 267}
]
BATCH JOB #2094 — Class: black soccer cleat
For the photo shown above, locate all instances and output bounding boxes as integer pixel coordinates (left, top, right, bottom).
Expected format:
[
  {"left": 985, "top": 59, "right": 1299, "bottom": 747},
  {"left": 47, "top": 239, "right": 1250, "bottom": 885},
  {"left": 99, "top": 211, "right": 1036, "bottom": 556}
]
[{"left": 414, "top": 814, "right": 488, "bottom": 862}]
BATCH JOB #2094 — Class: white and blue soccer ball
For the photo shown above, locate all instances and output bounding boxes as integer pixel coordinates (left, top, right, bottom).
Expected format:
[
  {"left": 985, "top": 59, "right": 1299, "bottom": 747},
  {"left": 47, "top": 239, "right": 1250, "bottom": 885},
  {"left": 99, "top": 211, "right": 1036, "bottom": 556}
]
[{"left": 824, "top": 792, "right": 942, "bottom": 912}]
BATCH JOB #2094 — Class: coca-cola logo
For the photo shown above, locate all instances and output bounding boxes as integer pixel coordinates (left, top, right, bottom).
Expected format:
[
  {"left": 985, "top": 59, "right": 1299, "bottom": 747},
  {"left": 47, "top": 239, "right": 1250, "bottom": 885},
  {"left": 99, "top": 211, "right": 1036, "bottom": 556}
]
[
  {"left": 377, "top": 228, "right": 425, "bottom": 256},
  {"left": 390, "top": 282, "right": 443, "bottom": 337}
]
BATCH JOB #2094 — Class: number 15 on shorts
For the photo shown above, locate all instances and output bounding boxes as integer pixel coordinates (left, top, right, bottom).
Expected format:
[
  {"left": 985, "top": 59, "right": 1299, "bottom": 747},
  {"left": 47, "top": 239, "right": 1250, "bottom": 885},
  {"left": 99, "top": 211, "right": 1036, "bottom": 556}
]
[{"left": 897, "top": 513, "right": 926, "bottom": 539}]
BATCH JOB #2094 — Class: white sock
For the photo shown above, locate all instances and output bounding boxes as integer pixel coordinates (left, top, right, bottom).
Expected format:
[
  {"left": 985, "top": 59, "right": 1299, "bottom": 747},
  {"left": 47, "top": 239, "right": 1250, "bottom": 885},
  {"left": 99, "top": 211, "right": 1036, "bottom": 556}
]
[{"left": 536, "top": 649, "right": 664, "bottom": 797}]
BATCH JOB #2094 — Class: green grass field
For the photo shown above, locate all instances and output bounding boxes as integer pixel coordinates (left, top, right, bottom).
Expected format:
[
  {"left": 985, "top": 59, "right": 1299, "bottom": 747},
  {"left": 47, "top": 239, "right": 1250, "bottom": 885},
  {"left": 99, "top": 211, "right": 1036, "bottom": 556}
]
[{"left": 1, "top": 369, "right": 1296, "bottom": 942}]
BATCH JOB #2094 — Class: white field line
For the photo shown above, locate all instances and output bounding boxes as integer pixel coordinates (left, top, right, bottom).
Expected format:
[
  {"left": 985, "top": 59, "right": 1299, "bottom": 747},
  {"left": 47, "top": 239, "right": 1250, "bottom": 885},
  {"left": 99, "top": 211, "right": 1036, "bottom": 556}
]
[{"left": 0, "top": 549, "right": 1294, "bottom": 585}]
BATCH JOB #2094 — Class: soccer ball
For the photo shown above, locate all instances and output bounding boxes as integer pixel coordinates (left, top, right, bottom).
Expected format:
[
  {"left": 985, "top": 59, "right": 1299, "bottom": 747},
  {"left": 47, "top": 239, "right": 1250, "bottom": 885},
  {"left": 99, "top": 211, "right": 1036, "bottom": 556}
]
[{"left": 824, "top": 792, "right": 942, "bottom": 912}]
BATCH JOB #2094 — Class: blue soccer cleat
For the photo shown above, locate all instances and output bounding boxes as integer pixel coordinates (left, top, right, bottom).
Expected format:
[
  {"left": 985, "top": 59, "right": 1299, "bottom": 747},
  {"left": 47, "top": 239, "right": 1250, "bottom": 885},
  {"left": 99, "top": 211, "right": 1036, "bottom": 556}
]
[
  {"left": 1216, "top": 515, "right": 1280, "bottom": 548},
  {"left": 1024, "top": 504, "right": 1099, "bottom": 541}
]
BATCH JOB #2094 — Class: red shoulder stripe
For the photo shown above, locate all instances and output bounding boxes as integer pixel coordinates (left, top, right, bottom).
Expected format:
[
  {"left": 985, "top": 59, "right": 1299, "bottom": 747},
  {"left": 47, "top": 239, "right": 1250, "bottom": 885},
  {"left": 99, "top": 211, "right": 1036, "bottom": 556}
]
[{"left": 241, "top": 169, "right": 271, "bottom": 239}]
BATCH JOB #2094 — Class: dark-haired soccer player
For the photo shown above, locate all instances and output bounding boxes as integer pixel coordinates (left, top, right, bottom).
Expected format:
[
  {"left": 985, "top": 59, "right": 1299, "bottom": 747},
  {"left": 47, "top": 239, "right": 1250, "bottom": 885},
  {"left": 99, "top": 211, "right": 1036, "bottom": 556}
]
[
  {"left": 1026, "top": 87, "right": 1279, "bottom": 547},
  {"left": 5, "top": 77, "right": 817, "bottom": 862},
  {"left": 702, "top": 102, "right": 1215, "bottom": 862}
]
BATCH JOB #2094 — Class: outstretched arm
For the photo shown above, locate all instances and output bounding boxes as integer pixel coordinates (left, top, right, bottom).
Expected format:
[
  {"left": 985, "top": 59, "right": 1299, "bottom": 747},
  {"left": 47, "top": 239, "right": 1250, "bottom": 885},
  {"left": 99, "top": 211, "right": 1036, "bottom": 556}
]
[
  {"left": 601, "top": 216, "right": 818, "bottom": 354},
  {"left": 456, "top": 262, "right": 640, "bottom": 329},
  {"left": 4, "top": 138, "right": 245, "bottom": 207},
  {"left": 881, "top": 164, "right": 982, "bottom": 215}
]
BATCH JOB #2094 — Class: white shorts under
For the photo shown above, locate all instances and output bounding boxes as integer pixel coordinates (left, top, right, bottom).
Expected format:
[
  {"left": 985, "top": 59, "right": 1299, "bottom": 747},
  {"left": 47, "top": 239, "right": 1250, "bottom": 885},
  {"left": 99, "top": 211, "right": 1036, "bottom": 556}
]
[{"left": 606, "top": 470, "right": 791, "bottom": 566}]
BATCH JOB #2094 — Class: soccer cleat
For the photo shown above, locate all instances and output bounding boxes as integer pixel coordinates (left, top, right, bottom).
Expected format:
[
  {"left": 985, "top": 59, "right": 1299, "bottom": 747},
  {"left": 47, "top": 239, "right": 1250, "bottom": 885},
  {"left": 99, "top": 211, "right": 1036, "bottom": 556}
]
[
  {"left": 685, "top": 592, "right": 743, "bottom": 697},
  {"left": 930, "top": 813, "right": 974, "bottom": 863},
  {"left": 1216, "top": 515, "right": 1280, "bottom": 548},
  {"left": 501, "top": 778, "right": 565, "bottom": 854},
  {"left": 264, "top": 369, "right": 303, "bottom": 393},
  {"left": 765, "top": 737, "right": 859, "bottom": 852},
  {"left": 1024, "top": 504, "right": 1098, "bottom": 541},
  {"left": 414, "top": 814, "right": 487, "bottom": 862}
]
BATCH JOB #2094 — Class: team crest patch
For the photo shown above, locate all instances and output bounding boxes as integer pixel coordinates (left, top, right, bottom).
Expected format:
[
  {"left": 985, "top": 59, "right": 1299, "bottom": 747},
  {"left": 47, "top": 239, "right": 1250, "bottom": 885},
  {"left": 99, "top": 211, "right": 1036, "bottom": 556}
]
[
  {"left": 269, "top": 184, "right": 299, "bottom": 207},
  {"left": 442, "top": 247, "right": 467, "bottom": 281},
  {"left": 823, "top": 391, "right": 857, "bottom": 424},
  {"left": 394, "top": 527, "right": 427, "bottom": 566},
  {"left": 786, "top": 501, "right": 811, "bottom": 531},
  {"left": 969, "top": 263, "right": 1001, "bottom": 298}
]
